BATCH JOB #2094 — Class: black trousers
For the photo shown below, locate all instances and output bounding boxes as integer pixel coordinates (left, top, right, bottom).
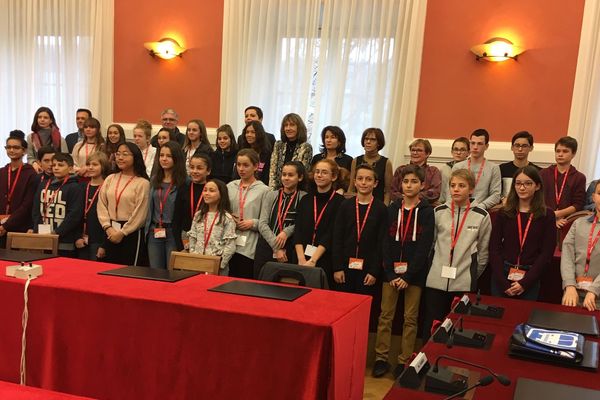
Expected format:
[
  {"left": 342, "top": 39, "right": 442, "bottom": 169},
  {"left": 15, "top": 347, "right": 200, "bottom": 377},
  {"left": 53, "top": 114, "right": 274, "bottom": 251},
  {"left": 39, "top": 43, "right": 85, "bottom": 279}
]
[
  {"left": 104, "top": 228, "right": 147, "bottom": 266},
  {"left": 253, "top": 236, "right": 299, "bottom": 278},
  {"left": 229, "top": 253, "right": 255, "bottom": 279},
  {"left": 421, "top": 288, "right": 465, "bottom": 343}
]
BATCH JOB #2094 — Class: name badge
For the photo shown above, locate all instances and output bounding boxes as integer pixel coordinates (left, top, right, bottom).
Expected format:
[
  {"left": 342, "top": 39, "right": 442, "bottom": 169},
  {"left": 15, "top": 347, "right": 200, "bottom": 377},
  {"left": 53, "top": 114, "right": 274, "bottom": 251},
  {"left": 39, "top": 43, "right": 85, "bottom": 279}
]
[
  {"left": 182, "top": 238, "right": 190, "bottom": 250},
  {"left": 82, "top": 234, "right": 89, "bottom": 245},
  {"left": 508, "top": 267, "right": 525, "bottom": 281},
  {"left": 349, "top": 257, "right": 364, "bottom": 270},
  {"left": 576, "top": 276, "right": 594, "bottom": 291},
  {"left": 38, "top": 224, "right": 52, "bottom": 234},
  {"left": 304, "top": 244, "right": 317, "bottom": 257},
  {"left": 153, "top": 228, "right": 167, "bottom": 239},
  {"left": 441, "top": 265, "right": 457, "bottom": 280},
  {"left": 0, "top": 214, "right": 9, "bottom": 224},
  {"left": 111, "top": 221, "right": 122, "bottom": 230},
  {"left": 394, "top": 262, "right": 408, "bottom": 274},
  {"left": 236, "top": 234, "right": 247, "bottom": 247}
]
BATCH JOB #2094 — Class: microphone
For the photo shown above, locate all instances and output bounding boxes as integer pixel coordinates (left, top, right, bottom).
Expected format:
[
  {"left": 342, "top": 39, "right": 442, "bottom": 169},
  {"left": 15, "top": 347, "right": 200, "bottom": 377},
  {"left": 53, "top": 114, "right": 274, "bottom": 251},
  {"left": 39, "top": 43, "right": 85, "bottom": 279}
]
[
  {"left": 432, "top": 355, "right": 511, "bottom": 386},
  {"left": 445, "top": 316, "right": 463, "bottom": 349},
  {"left": 443, "top": 375, "right": 494, "bottom": 400}
]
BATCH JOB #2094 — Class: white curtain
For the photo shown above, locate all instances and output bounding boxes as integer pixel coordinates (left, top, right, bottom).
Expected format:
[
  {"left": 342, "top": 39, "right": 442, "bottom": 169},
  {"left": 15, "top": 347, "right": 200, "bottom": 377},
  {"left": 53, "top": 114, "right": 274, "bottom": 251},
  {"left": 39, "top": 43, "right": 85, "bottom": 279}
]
[
  {"left": 220, "top": 0, "right": 427, "bottom": 163},
  {"left": 221, "top": 0, "right": 321, "bottom": 139},
  {"left": 568, "top": 0, "right": 600, "bottom": 181},
  {"left": 0, "top": 0, "right": 113, "bottom": 163}
]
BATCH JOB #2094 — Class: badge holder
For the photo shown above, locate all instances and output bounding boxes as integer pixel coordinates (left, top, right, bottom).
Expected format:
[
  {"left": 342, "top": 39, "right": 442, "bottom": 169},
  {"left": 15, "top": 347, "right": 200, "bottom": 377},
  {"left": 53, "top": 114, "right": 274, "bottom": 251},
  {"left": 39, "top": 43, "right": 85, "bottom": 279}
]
[{"left": 398, "top": 352, "right": 430, "bottom": 389}]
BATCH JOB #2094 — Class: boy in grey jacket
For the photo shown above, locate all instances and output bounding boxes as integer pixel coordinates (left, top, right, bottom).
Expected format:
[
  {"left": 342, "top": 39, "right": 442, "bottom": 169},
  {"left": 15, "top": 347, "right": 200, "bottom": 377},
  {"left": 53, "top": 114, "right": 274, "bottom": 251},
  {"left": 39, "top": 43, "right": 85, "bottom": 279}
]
[{"left": 422, "top": 169, "right": 492, "bottom": 341}]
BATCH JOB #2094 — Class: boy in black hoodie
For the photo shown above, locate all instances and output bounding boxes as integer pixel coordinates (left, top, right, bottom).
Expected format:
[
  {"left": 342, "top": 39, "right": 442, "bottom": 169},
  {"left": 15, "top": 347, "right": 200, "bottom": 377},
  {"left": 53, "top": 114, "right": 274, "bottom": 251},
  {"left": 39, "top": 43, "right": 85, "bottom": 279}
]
[
  {"left": 332, "top": 164, "right": 388, "bottom": 294},
  {"left": 372, "top": 164, "right": 435, "bottom": 379},
  {"left": 32, "top": 153, "right": 83, "bottom": 256}
]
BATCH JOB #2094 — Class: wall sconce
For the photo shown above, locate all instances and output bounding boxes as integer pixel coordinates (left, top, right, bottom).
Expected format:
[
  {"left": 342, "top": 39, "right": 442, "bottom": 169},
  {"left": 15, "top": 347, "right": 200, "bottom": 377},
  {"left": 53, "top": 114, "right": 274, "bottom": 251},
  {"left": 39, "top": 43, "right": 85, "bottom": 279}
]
[
  {"left": 470, "top": 37, "right": 524, "bottom": 62},
  {"left": 144, "top": 38, "right": 186, "bottom": 60}
]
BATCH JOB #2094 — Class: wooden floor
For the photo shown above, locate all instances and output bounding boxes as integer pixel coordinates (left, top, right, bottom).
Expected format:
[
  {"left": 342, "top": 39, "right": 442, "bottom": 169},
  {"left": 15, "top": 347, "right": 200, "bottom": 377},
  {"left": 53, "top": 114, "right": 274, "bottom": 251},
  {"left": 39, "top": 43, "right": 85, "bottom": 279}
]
[{"left": 362, "top": 333, "right": 423, "bottom": 399}]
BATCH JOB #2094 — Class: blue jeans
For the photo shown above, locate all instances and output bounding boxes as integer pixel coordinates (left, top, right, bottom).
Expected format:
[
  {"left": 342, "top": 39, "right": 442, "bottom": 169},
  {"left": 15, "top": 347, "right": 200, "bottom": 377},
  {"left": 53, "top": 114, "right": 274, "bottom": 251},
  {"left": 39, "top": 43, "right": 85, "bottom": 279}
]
[{"left": 147, "top": 227, "right": 177, "bottom": 269}]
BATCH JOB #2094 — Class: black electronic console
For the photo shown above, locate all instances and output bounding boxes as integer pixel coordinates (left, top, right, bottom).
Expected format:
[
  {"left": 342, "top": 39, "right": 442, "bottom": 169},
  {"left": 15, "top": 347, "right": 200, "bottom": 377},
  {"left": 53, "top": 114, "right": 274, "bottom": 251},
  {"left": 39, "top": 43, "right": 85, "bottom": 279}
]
[
  {"left": 426, "top": 355, "right": 510, "bottom": 396},
  {"left": 433, "top": 316, "right": 493, "bottom": 349},
  {"left": 397, "top": 351, "right": 430, "bottom": 389},
  {"left": 453, "top": 291, "right": 505, "bottom": 319}
]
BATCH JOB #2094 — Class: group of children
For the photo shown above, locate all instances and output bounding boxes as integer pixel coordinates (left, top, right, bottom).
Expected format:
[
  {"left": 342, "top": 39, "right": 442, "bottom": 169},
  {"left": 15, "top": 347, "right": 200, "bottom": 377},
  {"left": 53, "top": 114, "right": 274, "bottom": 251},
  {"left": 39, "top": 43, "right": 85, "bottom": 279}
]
[{"left": 4, "top": 106, "right": 600, "bottom": 381}]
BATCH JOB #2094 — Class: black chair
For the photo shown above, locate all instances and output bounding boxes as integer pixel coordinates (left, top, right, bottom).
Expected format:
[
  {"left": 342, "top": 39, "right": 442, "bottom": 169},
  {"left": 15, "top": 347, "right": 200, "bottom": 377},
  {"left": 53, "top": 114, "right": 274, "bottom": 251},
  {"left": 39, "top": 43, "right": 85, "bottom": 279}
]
[{"left": 258, "top": 262, "right": 329, "bottom": 289}]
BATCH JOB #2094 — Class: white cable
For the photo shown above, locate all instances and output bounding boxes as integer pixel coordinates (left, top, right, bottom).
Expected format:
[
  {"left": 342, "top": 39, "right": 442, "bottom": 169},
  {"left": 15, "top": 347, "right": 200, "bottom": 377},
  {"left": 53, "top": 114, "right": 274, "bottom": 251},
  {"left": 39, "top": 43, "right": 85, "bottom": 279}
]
[{"left": 20, "top": 277, "right": 32, "bottom": 385}]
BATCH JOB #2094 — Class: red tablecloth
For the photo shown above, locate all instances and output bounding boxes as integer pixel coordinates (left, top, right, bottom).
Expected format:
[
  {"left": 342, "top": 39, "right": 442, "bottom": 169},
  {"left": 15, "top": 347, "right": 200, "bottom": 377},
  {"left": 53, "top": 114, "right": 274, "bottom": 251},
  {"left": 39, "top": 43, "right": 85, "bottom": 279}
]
[
  {"left": 0, "top": 258, "right": 371, "bottom": 400},
  {"left": 385, "top": 295, "right": 600, "bottom": 399},
  {"left": 0, "top": 380, "right": 94, "bottom": 399}
]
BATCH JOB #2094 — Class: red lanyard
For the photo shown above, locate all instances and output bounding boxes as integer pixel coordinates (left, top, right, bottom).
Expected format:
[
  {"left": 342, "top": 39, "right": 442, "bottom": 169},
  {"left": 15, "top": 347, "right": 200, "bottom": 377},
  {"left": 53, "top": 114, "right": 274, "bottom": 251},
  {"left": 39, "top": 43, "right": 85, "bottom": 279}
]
[
  {"left": 397, "top": 202, "right": 415, "bottom": 244},
  {"left": 190, "top": 183, "right": 204, "bottom": 219},
  {"left": 114, "top": 173, "right": 136, "bottom": 218},
  {"left": 43, "top": 176, "right": 69, "bottom": 224},
  {"left": 83, "top": 182, "right": 102, "bottom": 235},
  {"left": 586, "top": 215, "right": 600, "bottom": 275},
  {"left": 312, "top": 191, "right": 335, "bottom": 245},
  {"left": 6, "top": 164, "right": 23, "bottom": 214},
  {"left": 467, "top": 158, "right": 485, "bottom": 187},
  {"left": 157, "top": 183, "right": 174, "bottom": 227},
  {"left": 554, "top": 166, "right": 569, "bottom": 206},
  {"left": 84, "top": 142, "right": 95, "bottom": 161},
  {"left": 238, "top": 181, "right": 254, "bottom": 220},
  {"left": 450, "top": 201, "right": 471, "bottom": 265},
  {"left": 516, "top": 212, "right": 533, "bottom": 266},
  {"left": 203, "top": 211, "right": 219, "bottom": 254},
  {"left": 355, "top": 197, "right": 374, "bottom": 257},
  {"left": 276, "top": 189, "right": 297, "bottom": 234}
]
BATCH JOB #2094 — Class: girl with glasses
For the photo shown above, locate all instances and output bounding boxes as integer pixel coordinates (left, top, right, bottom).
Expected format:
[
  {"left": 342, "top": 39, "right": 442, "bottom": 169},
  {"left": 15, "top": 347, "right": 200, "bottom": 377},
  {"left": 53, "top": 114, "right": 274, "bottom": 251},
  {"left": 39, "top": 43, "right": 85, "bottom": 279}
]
[
  {"left": 489, "top": 166, "right": 556, "bottom": 300},
  {"left": 0, "top": 130, "right": 38, "bottom": 247},
  {"left": 97, "top": 142, "right": 150, "bottom": 266}
]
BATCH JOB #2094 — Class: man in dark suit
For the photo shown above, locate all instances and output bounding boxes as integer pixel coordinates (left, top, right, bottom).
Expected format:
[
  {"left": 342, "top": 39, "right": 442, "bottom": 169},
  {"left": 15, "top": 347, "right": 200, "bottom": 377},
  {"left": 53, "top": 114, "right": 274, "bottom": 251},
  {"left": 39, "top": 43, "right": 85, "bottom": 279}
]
[
  {"left": 65, "top": 108, "right": 92, "bottom": 153},
  {"left": 237, "top": 106, "right": 276, "bottom": 147},
  {"left": 150, "top": 108, "right": 186, "bottom": 147}
]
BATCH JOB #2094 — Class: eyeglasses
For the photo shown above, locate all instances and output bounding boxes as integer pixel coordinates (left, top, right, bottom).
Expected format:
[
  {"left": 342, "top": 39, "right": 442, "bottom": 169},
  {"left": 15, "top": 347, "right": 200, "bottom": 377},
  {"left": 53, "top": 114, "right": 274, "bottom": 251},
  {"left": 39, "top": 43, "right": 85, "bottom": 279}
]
[
  {"left": 4, "top": 145, "right": 23, "bottom": 150},
  {"left": 512, "top": 144, "right": 531, "bottom": 149},
  {"left": 410, "top": 148, "right": 425, "bottom": 153},
  {"left": 115, "top": 152, "right": 132, "bottom": 158},
  {"left": 313, "top": 169, "right": 331, "bottom": 176},
  {"left": 452, "top": 147, "right": 468, "bottom": 153},
  {"left": 514, "top": 180, "right": 535, "bottom": 188},
  {"left": 162, "top": 118, "right": 177, "bottom": 122}
]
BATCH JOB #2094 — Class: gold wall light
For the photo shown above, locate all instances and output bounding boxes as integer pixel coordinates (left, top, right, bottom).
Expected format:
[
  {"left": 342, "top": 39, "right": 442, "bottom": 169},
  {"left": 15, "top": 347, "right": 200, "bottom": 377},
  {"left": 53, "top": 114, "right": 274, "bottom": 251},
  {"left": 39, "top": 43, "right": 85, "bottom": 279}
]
[
  {"left": 470, "top": 37, "right": 524, "bottom": 62},
  {"left": 144, "top": 38, "right": 186, "bottom": 60}
]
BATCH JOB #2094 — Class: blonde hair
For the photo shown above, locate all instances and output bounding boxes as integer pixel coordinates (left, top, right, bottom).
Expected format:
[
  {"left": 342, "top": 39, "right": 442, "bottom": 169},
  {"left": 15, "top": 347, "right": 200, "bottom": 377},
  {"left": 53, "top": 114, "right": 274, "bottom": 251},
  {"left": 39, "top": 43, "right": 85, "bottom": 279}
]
[
  {"left": 450, "top": 168, "right": 475, "bottom": 189},
  {"left": 86, "top": 151, "right": 110, "bottom": 177}
]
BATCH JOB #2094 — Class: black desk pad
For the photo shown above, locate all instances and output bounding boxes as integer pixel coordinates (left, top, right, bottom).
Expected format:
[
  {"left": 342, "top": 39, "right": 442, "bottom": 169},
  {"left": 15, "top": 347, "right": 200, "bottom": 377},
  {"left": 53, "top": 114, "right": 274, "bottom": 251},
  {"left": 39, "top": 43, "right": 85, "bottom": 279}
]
[
  {"left": 208, "top": 280, "right": 311, "bottom": 301},
  {"left": 0, "top": 249, "right": 58, "bottom": 263},
  {"left": 98, "top": 266, "right": 201, "bottom": 282},
  {"left": 514, "top": 378, "right": 600, "bottom": 400},
  {"left": 528, "top": 309, "right": 599, "bottom": 336}
]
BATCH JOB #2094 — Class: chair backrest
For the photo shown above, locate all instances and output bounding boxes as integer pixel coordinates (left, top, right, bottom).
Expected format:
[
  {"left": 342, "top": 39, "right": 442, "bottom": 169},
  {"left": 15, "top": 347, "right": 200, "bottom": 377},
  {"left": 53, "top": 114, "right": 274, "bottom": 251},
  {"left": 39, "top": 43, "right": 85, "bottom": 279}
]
[
  {"left": 168, "top": 251, "right": 221, "bottom": 275},
  {"left": 258, "top": 262, "right": 329, "bottom": 289},
  {"left": 558, "top": 210, "right": 593, "bottom": 248},
  {"left": 6, "top": 232, "right": 59, "bottom": 255}
]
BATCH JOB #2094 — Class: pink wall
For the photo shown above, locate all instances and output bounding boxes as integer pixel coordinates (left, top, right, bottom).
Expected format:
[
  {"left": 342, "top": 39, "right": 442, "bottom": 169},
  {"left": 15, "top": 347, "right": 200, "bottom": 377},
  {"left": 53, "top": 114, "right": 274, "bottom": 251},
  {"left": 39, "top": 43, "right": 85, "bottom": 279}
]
[
  {"left": 414, "top": 0, "right": 585, "bottom": 143},
  {"left": 113, "top": 0, "right": 224, "bottom": 127}
]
